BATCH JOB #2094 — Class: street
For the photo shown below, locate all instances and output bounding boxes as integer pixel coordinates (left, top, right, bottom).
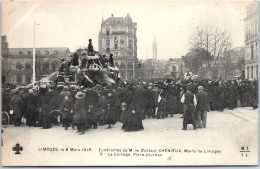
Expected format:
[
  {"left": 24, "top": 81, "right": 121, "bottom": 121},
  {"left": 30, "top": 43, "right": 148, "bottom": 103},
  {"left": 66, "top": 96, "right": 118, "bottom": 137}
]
[{"left": 2, "top": 107, "right": 258, "bottom": 166}]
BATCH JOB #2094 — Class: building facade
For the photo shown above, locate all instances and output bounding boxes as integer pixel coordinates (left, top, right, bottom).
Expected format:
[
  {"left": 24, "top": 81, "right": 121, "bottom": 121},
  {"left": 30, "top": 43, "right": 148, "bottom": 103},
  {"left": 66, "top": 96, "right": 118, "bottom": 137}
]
[
  {"left": 1, "top": 36, "right": 70, "bottom": 85},
  {"left": 98, "top": 13, "right": 138, "bottom": 80},
  {"left": 244, "top": 1, "right": 258, "bottom": 80},
  {"left": 166, "top": 58, "right": 187, "bottom": 79},
  {"left": 142, "top": 59, "right": 167, "bottom": 79},
  {"left": 207, "top": 47, "right": 245, "bottom": 80}
]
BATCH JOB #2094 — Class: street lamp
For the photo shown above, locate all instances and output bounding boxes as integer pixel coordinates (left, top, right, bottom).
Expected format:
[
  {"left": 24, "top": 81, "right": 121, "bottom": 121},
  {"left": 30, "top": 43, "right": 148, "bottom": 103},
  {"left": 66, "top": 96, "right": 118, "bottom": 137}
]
[
  {"left": 33, "top": 22, "right": 40, "bottom": 87},
  {"left": 138, "top": 62, "right": 141, "bottom": 81}
]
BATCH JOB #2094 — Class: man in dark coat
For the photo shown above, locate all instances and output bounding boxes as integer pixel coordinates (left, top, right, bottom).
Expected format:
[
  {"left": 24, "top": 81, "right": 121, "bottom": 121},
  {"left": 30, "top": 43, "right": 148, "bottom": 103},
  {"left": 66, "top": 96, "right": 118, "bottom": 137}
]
[
  {"left": 105, "top": 90, "right": 118, "bottom": 129},
  {"left": 196, "top": 86, "right": 208, "bottom": 128},
  {"left": 38, "top": 87, "right": 52, "bottom": 129},
  {"left": 87, "top": 39, "right": 94, "bottom": 56},
  {"left": 58, "top": 58, "right": 66, "bottom": 82},
  {"left": 18, "top": 89, "right": 26, "bottom": 124},
  {"left": 228, "top": 81, "right": 239, "bottom": 109},
  {"left": 146, "top": 85, "right": 156, "bottom": 118},
  {"left": 9, "top": 91, "right": 23, "bottom": 126},
  {"left": 109, "top": 54, "right": 114, "bottom": 67},
  {"left": 84, "top": 88, "right": 99, "bottom": 128},
  {"left": 216, "top": 82, "right": 225, "bottom": 111},
  {"left": 181, "top": 86, "right": 197, "bottom": 130},
  {"left": 161, "top": 84, "right": 175, "bottom": 117},
  {"left": 71, "top": 53, "right": 79, "bottom": 66},
  {"left": 127, "top": 85, "right": 145, "bottom": 129},
  {"left": 60, "top": 95, "right": 73, "bottom": 130},
  {"left": 24, "top": 89, "right": 38, "bottom": 127},
  {"left": 73, "top": 91, "right": 88, "bottom": 134},
  {"left": 84, "top": 88, "right": 99, "bottom": 108},
  {"left": 118, "top": 85, "right": 131, "bottom": 105}
]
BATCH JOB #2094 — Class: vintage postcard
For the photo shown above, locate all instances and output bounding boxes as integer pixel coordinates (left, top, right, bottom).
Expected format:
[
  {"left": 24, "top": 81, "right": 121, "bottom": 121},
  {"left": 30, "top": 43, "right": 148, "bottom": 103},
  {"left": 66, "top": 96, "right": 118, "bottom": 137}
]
[{"left": 1, "top": 0, "right": 259, "bottom": 166}]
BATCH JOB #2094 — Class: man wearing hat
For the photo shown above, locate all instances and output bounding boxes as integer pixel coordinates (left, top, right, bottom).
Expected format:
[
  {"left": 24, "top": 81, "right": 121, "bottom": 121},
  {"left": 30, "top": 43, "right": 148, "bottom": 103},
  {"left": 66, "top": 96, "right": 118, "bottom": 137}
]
[
  {"left": 146, "top": 85, "right": 155, "bottom": 118},
  {"left": 38, "top": 86, "right": 52, "bottom": 129},
  {"left": 73, "top": 91, "right": 88, "bottom": 134},
  {"left": 9, "top": 90, "right": 23, "bottom": 126},
  {"left": 24, "top": 89, "right": 38, "bottom": 127},
  {"left": 58, "top": 58, "right": 66, "bottom": 82},
  {"left": 87, "top": 39, "right": 94, "bottom": 56},
  {"left": 196, "top": 86, "right": 208, "bottom": 128},
  {"left": 181, "top": 85, "right": 197, "bottom": 130}
]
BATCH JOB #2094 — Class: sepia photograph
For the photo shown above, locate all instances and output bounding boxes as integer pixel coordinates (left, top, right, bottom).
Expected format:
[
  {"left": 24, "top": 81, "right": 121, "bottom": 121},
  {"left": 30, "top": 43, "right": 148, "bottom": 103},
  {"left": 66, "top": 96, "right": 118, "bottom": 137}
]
[{"left": 1, "top": 0, "right": 259, "bottom": 166}]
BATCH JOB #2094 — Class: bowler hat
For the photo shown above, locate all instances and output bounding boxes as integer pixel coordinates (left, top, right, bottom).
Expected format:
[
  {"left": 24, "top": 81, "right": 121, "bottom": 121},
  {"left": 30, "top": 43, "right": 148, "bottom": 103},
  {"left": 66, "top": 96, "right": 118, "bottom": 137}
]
[{"left": 75, "top": 91, "right": 85, "bottom": 99}]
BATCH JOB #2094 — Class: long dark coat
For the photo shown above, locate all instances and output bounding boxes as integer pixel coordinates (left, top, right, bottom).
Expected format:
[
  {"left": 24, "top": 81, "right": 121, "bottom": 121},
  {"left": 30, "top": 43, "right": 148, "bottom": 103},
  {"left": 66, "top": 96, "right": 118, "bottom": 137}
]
[
  {"left": 123, "top": 104, "right": 144, "bottom": 131},
  {"left": 38, "top": 92, "right": 51, "bottom": 128},
  {"left": 118, "top": 87, "right": 131, "bottom": 104},
  {"left": 73, "top": 98, "right": 88, "bottom": 124},
  {"left": 49, "top": 90, "right": 61, "bottom": 110},
  {"left": 216, "top": 85, "right": 225, "bottom": 110},
  {"left": 105, "top": 96, "right": 117, "bottom": 125},
  {"left": 24, "top": 93, "right": 38, "bottom": 116},
  {"left": 60, "top": 100, "right": 73, "bottom": 120},
  {"left": 85, "top": 90, "right": 99, "bottom": 108},
  {"left": 228, "top": 84, "right": 238, "bottom": 108},
  {"left": 9, "top": 95, "right": 23, "bottom": 119}
]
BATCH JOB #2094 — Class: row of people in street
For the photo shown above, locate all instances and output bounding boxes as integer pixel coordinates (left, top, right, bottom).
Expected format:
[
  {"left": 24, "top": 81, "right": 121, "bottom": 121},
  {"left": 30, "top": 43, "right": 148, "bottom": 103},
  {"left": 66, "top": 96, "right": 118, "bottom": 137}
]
[{"left": 2, "top": 79, "right": 258, "bottom": 132}]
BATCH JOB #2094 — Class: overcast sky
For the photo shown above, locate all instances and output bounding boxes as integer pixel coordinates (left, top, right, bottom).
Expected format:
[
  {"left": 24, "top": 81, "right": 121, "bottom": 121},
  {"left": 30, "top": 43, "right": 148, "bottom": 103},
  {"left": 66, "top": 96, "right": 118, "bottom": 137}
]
[{"left": 2, "top": 0, "right": 250, "bottom": 60}]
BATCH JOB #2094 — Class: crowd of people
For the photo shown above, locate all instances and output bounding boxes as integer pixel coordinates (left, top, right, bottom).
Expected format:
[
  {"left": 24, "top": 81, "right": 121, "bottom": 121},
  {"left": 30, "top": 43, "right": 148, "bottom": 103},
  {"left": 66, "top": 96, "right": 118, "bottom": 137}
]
[{"left": 2, "top": 78, "right": 258, "bottom": 134}]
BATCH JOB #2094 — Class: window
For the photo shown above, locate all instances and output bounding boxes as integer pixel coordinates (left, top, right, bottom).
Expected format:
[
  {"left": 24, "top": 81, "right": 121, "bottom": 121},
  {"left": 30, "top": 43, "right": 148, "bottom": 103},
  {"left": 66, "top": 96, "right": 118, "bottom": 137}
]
[
  {"left": 43, "top": 62, "right": 49, "bottom": 71},
  {"left": 114, "top": 52, "right": 118, "bottom": 57},
  {"left": 25, "top": 62, "right": 31, "bottom": 70},
  {"left": 129, "top": 39, "right": 132, "bottom": 48},
  {"left": 26, "top": 75, "right": 31, "bottom": 84},
  {"left": 247, "top": 66, "right": 250, "bottom": 79},
  {"left": 28, "top": 51, "right": 31, "bottom": 55},
  {"left": 180, "top": 65, "right": 183, "bottom": 74},
  {"left": 36, "top": 51, "right": 41, "bottom": 55},
  {"left": 114, "top": 37, "right": 118, "bottom": 49},
  {"left": 106, "top": 40, "right": 110, "bottom": 46},
  {"left": 106, "top": 30, "right": 110, "bottom": 36},
  {"left": 45, "top": 51, "right": 49, "bottom": 55},
  {"left": 251, "top": 66, "right": 254, "bottom": 79},
  {"left": 106, "top": 47, "right": 110, "bottom": 53},
  {"left": 17, "top": 74, "right": 22, "bottom": 84},
  {"left": 256, "top": 42, "right": 258, "bottom": 58},
  {"left": 36, "top": 62, "right": 41, "bottom": 71},
  {"left": 120, "top": 63, "right": 125, "bottom": 68},
  {"left": 120, "top": 39, "right": 124, "bottom": 44},
  {"left": 256, "top": 65, "right": 258, "bottom": 77},
  {"left": 19, "top": 51, "right": 23, "bottom": 55},
  {"left": 16, "top": 62, "right": 22, "bottom": 70},
  {"left": 251, "top": 44, "right": 254, "bottom": 59},
  {"left": 255, "top": 21, "right": 257, "bottom": 36}
]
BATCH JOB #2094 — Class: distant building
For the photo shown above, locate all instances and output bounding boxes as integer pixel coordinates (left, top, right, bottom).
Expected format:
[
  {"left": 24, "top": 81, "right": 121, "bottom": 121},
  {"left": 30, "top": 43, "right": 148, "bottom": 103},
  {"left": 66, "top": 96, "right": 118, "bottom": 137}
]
[
  {"left": 2, "top": 35, "right": 9, "bottom": 84},
  {"left": 153, "top": 36, "right": 157, "bottom": 60},
  {"left": 142, "top": 59, "right": 167, "bottom": 79},
  {"left": 166, "top": 58, "right": 187, "bottom": 79},
  {"left": 1, "top": 36, "right": 70, "bottom": 85},
  {"left": 98, "top": 13, "right": 138, "bottom": 80},
  {"left": 211, "top": 47, "right": 245, "bottom": 80},
  {"left": 244, "top": 1, "right": 258, "bottom": 79}
]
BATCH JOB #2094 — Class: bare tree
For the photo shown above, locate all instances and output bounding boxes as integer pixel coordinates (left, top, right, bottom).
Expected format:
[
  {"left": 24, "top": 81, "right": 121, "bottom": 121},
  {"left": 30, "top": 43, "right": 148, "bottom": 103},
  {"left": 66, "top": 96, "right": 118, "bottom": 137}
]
[{"left": 189, "top": 23, "right": 232, "bottom": 69}]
